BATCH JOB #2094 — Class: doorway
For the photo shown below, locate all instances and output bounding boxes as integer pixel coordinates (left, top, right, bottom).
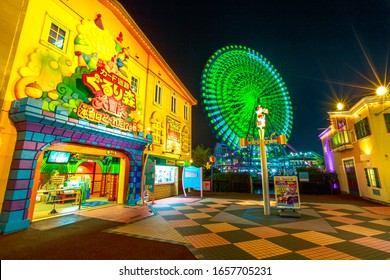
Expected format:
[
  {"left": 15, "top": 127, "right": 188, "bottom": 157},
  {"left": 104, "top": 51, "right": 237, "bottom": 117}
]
[
  {"left": 343, "top": 159, "right": 360, "bottom": 196},
  {"left": 31, "top": 144, "right": 128, "bottom": 221}
]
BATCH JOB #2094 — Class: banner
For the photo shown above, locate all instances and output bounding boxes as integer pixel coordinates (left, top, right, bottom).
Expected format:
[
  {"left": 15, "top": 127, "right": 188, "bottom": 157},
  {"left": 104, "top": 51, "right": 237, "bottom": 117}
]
[{"left": 274, "top": 176, "right": 300, "bottom": 209}]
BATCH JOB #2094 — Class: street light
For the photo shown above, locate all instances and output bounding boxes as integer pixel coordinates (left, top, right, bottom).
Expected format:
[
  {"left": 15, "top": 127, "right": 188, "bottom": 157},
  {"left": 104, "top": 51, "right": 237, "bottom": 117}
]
[
  {"left": 336, "top": 102, "right": 344, "bottom": 111},
  {"left": 336, "top": 85, "right": 388, "bottom": 111},
  {"left": 376, "top": 86, "right": 387, "bottom": 96}
]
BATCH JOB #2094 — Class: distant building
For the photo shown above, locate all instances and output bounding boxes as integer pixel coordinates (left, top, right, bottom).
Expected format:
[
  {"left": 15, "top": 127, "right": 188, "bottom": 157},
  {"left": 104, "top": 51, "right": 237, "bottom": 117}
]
[
  {"left": 319, "top": 95, "right": 390, "bottom": 204},
  {"left": 213, "top": 143, "right": 323, "bottom": 176}
]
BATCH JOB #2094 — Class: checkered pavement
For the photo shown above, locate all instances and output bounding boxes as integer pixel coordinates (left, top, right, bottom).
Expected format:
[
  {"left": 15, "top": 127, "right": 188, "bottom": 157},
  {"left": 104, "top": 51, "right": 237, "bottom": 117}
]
[{"left": 108, "top": 196, "right": 390, "bottom": 260}]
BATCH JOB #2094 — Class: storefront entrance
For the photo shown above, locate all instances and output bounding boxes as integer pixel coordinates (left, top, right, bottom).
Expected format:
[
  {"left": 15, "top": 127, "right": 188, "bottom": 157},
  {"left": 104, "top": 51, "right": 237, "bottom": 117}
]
[
  {"left": 0, "top": 96, "right": 151, "bottom": 234},
  {"left": 30, "top": 144, "right": 128, "bottom": 221}
]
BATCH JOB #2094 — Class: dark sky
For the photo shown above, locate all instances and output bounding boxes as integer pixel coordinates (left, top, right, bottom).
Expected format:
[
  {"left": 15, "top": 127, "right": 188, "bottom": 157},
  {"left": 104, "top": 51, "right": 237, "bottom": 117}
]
[{"left": 120, "top": 0, "right": 390, "bottom": 154}]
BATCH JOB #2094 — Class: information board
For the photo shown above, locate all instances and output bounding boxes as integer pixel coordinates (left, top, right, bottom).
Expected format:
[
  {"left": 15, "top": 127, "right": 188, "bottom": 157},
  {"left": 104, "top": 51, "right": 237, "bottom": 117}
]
[
  {"left": 274, "top": 176, "right": 300, "bottom": 209},
  {"left": 182, "top": 166, "right": 203, "bottom": 197}
]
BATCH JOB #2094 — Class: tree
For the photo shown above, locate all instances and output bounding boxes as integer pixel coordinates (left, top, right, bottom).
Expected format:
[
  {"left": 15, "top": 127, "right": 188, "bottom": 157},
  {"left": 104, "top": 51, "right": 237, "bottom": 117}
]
[{"left": 191, "top": 145, "right": 211, "bottom": 167}]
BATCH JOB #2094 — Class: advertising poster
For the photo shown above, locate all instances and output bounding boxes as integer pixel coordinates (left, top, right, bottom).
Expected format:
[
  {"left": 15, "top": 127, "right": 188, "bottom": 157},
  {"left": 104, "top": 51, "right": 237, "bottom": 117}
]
[
  {"left": 166, "top": 117, "right": 181, "bottom": 153},
  {"left": 274, "top": 176, "right": 300, "bottom": 209}
]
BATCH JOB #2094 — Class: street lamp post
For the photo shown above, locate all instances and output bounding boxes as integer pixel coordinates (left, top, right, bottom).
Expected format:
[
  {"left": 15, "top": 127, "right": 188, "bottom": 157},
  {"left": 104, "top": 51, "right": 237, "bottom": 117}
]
[{"left": 256, "top": 105, "right": 271, "bottom": 215}]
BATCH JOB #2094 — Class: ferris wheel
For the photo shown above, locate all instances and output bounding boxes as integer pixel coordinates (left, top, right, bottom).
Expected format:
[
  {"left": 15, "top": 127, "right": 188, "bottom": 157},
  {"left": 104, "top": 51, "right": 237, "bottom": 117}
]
[{"left": 200, "top": 45, "right": 293, "bottom": 151}]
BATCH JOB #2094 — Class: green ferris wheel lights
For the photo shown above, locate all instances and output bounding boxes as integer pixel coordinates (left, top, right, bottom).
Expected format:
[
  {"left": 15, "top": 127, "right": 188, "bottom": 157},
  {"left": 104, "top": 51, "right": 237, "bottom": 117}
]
[{"left": 200, "top": 45, "right": 293, "bottom": 151}]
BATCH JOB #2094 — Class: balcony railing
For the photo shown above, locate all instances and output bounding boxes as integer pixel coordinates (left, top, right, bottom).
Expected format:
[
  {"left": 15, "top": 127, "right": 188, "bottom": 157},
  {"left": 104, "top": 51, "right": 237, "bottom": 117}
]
[{"left": 330, "top": 129, "right": 354, "bottom": 150}]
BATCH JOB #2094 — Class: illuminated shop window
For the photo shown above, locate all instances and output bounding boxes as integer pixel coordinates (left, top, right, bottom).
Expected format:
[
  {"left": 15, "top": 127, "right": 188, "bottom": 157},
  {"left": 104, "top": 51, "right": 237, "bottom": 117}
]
[
  {"left": 153, "top": 120, "right": 162, "bottom": 144},
  {"left": 384, "top": 114, "right": 390, "bottom": 133},
  {"left": 354, "top": 117, "right": 371, "bottom": 139},
  {"left": 171, "top": 94, "right": 177, "bottom": 114},
  {"left": 181, "top": 127, "right": 190, "bottom": 152},
  {"left": 41, "top": 14, "right": 69, "bottom": 53},
  {"left": 184, "top": 104, "right": 189, "bottom": 120},
  {"left": 131, "top": 76, "right": 139, "bottom": 92},
  {"left": 155, "top": 165, "right": 177, "bottom": 184},
  {"left": 365, "top": 168, "right": 381, "bottom": 188},
  {"left": 154, "top": 82, "right": 162, "bottom": 105}
]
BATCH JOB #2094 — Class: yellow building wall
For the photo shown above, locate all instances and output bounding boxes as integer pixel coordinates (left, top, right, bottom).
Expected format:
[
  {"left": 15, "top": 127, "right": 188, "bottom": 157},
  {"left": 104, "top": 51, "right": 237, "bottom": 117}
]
[
  {"left": 366, "top": 108, "right": 390, "bottom": 203},
  {"left": 0, "top": 0, "right": 27, "bottom": 212},
  {"left": 327, "top": 100, "right": 390, "bottom": 204},
  {"left": 0, "top": 0, "right": 196, "bottom": 211}
]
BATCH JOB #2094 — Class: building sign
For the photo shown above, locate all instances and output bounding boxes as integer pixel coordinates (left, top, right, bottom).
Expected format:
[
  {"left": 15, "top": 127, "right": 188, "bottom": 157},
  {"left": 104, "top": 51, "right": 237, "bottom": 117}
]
[
  {"left": 166, "top": 117, "right": 181, "bottom": 153},
  {"left": 106, "top": 150, "right": 118, "bottom": 156},
  {"left": 77, "top": 103, "right": 138, "bottom": 132},
  {"left": 76, "top": 67, "right": 138, "bottom": 132},
  {"left": 83, "top": 67, "right": 136, "bottom": 114},
  {"left": 274, "top": 176, "right": 300, "bottom": 209}
]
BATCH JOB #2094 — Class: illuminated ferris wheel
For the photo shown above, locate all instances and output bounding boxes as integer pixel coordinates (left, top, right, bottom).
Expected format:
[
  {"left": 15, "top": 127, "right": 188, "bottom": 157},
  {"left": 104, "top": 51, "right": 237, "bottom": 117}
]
[{"left": 201, "top": 45, "right": 293, "bottom": 151}]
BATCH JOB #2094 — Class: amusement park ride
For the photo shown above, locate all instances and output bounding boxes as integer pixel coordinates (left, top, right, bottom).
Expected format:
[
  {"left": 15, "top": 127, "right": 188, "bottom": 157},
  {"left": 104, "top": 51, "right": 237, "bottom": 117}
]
[
  {"left": 200, "top": 45, "right": 293, "bottom": 171},
  {"left": 200, "top": 45, "right": 294, "bottom": 215}
]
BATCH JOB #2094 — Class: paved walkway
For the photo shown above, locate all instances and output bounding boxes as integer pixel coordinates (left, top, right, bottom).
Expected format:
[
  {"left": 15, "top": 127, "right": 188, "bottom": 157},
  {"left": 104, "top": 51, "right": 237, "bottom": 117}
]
[
  {"left": 1, "top": 193, "right": 390, "bottom": 260},
  {"left": 106, "top": 195, "right": 390, "bottom": 260}
]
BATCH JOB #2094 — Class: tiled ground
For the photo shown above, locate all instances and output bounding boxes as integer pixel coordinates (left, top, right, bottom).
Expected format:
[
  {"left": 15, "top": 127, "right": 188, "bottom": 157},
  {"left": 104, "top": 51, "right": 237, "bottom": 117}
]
[{"left": 107, "top": 196, "right": 390, "bottom": 260}]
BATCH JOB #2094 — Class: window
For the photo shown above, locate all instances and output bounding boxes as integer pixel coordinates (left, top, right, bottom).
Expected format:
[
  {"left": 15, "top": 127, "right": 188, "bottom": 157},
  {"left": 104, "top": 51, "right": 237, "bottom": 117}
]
[
  {"left": 131, "top": 76, "right": 139, "bottom": 93},
  {"left": 153, "top": 120, "right": 162, "bottom": 144},
  {"left": 41, "top": 14, "right": 69, "bottom": 53},
  {"left": 354, "top": 117, "right": 371, "bottom": 139},
  {"left": 384, "top": 114, "right": 390, "bottom": 133},
  {"left": 181, "top": 127, "right": 190, "bottom": 152},
  {"left": 155, "top": 166, "right": 177, "bottom": 184},
  {"left": 171, "top": 94, "right": 177, "bottom": 114},
  {"left": 365, "top": 168, "right": 381, "bottom": 188},
  {"left": 48, "top": 23, "right": 66, "bottom": 49},
  {"left": 184, "top": 104, "right": 189, "bottom": 120},
  {"left": 154, "top": 82, "right": 162, "bottom": 105}
]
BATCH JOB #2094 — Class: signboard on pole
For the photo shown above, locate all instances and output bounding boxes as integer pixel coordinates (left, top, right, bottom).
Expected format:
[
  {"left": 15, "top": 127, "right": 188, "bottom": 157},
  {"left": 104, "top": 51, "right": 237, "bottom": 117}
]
[
  {"left": 274, "top": 176, "right": 300, "bottom": 210},
  {"left": 182, "top": 166, "right": 203, "bottom": 197}
]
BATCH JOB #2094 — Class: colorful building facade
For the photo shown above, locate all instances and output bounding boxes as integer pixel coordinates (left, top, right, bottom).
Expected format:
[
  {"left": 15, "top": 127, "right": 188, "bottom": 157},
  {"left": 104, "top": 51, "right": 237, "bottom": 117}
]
[
  {"left": 0, "top": 0, "right": 196, "bottom": 234},
  {"left": 319, "top": 95, "right": 390, "bottom": 204}
]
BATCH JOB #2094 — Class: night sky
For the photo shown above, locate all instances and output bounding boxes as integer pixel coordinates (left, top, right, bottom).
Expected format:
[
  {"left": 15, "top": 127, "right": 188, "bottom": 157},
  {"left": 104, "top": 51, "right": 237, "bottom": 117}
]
[{"left": 120, "top": 0, "right": 390, "bottom": 154}]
